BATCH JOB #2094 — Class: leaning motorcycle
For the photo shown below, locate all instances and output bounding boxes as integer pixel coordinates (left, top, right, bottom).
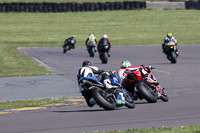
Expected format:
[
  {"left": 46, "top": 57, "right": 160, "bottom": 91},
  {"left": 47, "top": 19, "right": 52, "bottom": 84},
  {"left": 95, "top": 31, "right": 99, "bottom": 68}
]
[
  {"left": 63, "top": 39, "right": 75, "bottom": 53},
  {"left": 98, "top": 44, "right": 109, "bottom": 64},
  {"left": 125, "top": 67, "right": 168, "bottom": 103},
  {"left": 78, "top": 68, "right": 135, "bottom": 110},
  {"left": 86, "top": 40, "right": 96, "bottom": 57},
  {"left": 164, "top": 41, "right": 178, "bottom": 64}
]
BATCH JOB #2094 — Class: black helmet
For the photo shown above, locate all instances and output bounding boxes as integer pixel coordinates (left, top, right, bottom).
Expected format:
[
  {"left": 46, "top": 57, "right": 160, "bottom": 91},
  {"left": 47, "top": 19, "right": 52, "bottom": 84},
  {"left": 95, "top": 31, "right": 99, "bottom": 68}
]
[{"left": 82, "top": 60, "right": 94, "bottom": 67}]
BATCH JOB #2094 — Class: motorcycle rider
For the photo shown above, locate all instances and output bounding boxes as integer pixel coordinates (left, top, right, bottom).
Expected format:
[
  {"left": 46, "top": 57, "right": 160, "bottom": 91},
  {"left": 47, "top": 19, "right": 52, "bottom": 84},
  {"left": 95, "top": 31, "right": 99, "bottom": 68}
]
[
  {"left": 77, "top": 60, "right": 117, "bottom": 107},
  {"left": 162, "top": 33, "right": 179, "bottom": 55},
  {"left": 98, "top": 34, "right": 111, "bottom": 57},
  {"left": 63, "top": 35, "right": 76, "bottom": 53},
  {"left": 85, "top": 33, "right": 97, "bottom": 51},
  {"left": 117, "top": 60, "right": 156, "bottom": 100}
]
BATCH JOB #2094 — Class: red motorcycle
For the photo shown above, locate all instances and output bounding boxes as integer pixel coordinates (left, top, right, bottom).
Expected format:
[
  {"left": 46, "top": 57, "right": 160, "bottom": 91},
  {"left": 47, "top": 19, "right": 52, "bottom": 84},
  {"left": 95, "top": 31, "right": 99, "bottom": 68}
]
[{"left": 124, "top": 66, "right": 168, "bottom": 103}]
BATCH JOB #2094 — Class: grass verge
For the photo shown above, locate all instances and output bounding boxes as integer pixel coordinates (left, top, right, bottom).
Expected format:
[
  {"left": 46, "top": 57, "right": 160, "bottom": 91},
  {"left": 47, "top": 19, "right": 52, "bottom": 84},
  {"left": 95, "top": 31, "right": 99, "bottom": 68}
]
[
  {"left": 0, "top": 10, "right": 199, "bottom": 77},
  {"left": 89, "top": 125, "right": 200, "bottom": 133},
  {"left": 0, "top": 97, "right": 68, "bottom": 111}
]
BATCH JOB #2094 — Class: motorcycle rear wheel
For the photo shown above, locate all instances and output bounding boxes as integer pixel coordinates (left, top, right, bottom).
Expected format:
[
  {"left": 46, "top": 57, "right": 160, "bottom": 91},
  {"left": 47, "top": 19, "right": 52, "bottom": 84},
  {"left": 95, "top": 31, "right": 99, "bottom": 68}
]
[
  {"left": 136, "top": 81, "right": 158, "bottom": 103},
  {"left": 92, "top": 88, "right": 116, "bottom": 110},
  {"left": 89, "top": 47, "right": 95, "bottom": 57},
  {"left": 101, "top": 52, "right": 108, "bottom": 64}
]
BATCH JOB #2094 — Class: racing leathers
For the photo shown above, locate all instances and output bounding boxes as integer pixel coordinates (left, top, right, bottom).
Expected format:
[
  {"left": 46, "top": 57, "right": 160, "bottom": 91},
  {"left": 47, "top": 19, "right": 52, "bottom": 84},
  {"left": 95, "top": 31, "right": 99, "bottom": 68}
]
[
  {"left": 98, "top": 37, "right": 111, "bottom": 57},
  {"left": 85, "top": 34, "right": 97, "bottom": 51},
  {"left": 77, "top": 66, "right": 116, "bottom": 107},
  {"left": 63, "top": 36, "right": 76, "bottom": 50},
  {"left": 162, "top": 36, "right": 178, "bottom": 54},
  {"left": 117, "top": 65, "right": 155, "bottom": 100}
]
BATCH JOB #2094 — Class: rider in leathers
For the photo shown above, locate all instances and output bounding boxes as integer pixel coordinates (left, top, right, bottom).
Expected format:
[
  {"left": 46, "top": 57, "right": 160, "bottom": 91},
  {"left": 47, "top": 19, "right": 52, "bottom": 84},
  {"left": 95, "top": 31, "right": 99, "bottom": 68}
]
[
  {"left": 162, "top": 33, "right": 179, "bottom": 55},
  {"left": 85, "top": 33, "right": 97, "bottom": 51},
  {"left": 98, "top": 34, "right": 111, "bottom": 57},
  {"left": 117, "top": 60, "right": 156, "bottom": 100},
  {"left": 77, "top": 60, "right": 116, "bottom": 107},
  {"left": 63, "top": 35, "right": 76, "bottom": 53}
]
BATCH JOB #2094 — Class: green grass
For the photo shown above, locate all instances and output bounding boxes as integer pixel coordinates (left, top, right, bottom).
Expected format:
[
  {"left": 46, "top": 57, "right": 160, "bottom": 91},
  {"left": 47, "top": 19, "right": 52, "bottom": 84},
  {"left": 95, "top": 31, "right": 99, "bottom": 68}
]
[
  {"left": 0, "top": 0, "right": 189, "bottom": 3},
  {"left": 89, "top": 125, "right": 200, "bottom": 133},
  {"left": 0, "top": 97, "right": 68, "bottom": 110},
  {"left": 0, "top": 10, "right": 200, "bottom": 77}
]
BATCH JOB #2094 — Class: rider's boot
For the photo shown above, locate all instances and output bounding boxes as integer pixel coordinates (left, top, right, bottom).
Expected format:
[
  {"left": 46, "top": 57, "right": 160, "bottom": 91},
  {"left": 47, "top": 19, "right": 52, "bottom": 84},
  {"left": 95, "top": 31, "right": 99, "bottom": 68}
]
[
  {"left": 135, "top": 91, "right": 143, "bottom": 100},
  {"left": 103, "top": 79, "right": 117, "bottom": 89},
  {"left": 89, "top": 98, "right": 96, "bottom": 105},
  {"left": 133, "top": 92, "right": 138, "bottom": 100}
]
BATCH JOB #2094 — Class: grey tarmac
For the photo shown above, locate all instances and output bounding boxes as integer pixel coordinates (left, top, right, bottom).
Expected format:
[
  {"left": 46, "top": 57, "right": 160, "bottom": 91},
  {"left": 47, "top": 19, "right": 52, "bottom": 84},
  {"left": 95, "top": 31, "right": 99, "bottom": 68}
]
[{"left": 0, "top": 44, "right": 199, "bottom": 133}]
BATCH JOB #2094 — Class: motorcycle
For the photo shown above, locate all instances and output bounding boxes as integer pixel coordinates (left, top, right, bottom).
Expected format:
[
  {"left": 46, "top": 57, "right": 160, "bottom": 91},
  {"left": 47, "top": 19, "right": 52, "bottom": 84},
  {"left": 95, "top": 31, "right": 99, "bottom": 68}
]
[
  {"left": 98, "top": 44, "right": 110, "bottom": 64},
  {"left": 86, "top": 40, "right": 97, "bottom": 57},
  {"left": 78, "top": 68, "right": 135, "bottom": 110},
  {"left": 125, "top": 67, "right": 168, "bottom": 103},
  {"left": 164, "top": 41, "right": 178, "bottom": 64},
  {"left": 63, "top": 39, "right": 75, "bottom": 53}
]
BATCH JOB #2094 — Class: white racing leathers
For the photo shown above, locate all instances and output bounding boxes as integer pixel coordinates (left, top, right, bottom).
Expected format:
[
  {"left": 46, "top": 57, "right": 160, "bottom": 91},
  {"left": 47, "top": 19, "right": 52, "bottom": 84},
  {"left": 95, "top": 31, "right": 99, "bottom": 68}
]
[{"left": 77, "top": 66, "right": 99, "bottom": 91}]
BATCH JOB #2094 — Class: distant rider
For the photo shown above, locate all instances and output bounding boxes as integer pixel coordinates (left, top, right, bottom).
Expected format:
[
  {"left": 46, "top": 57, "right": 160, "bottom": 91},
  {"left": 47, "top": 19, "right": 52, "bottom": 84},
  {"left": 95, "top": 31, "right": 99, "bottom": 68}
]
[
  {"left": 63, "top": 35, "right": 76, "bottom": 53},
  {"left": 162, "top": 33, "right": 179, "bottom": 55},
  {"left": 85, "top": 33, "right": 97, "bottom": 51},
  {"left": 98, "top": 34, "right": 111, "bottom": 57},
  {"left": 117, "top": 60, "right": 156, "bottom": 100},
  {"left": 77, "top": 60, "right": 117, "bottom": 107}
]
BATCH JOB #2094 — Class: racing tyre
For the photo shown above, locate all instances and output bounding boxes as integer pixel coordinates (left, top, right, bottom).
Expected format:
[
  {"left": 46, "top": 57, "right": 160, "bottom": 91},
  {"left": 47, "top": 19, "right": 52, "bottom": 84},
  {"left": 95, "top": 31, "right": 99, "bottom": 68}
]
[
  {"left": 101, "top": 52, "right": 108, "bottom": 64},
  {"left": 63, "top": 45, "right": 70, "bottom": 53},
  {"left": 92, "top": 88, "right": 116, "bottom": 110},
  {"left": 89, "top": 47, "right": 95, "bottom": 57},
  {"left": 123, "top": 90, "right": 135, "bottom": 108},
  {"left": 160, "top": 90, "right": 169, "bottom": 102},
  {"left": 170, "top": 51, "right": 177, "bottom": 64},
  {"left": 136, "top": 81, "right": 158, "bottom": 103}
]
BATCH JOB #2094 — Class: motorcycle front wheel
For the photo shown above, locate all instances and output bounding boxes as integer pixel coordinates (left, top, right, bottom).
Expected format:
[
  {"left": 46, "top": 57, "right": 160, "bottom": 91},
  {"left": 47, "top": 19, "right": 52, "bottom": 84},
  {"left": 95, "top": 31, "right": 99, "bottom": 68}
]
[
  {"left": 160, "top": 90, "right": 169, "bottom": 102},
  {"left": 92, "top": 88, "right": 116, "bottom": 110},
  {"left": 170, "top": 51, "right": 177, "bottom": 64},
  {"left": 123, "top": 90, "right": 135, "bottom": 109}
]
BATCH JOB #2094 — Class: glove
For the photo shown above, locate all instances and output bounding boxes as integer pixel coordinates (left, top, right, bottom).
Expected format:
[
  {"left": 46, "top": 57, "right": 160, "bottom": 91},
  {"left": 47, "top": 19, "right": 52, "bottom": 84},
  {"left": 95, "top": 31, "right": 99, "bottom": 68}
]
[{"left": 108, "top": 71, "right": 115, "bottom": 78}]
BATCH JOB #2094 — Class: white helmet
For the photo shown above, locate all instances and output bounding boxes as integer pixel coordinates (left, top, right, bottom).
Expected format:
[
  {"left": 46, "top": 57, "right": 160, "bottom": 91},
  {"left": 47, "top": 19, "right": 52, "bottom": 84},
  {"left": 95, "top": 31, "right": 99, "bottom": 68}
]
[
  {"left": 89, "top": 33, "right": 94, "bottom": 36},
  {"left": 121, "top": 60, "right": 132, "bottom": 68},
  {"left": 102, "top": 34, "right": 108, "bottom": 38}
]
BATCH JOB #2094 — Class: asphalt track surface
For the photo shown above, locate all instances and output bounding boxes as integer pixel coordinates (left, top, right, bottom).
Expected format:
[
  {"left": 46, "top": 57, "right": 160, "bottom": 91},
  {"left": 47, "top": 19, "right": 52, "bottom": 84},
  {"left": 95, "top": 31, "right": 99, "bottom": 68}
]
[{"left": 0, "top": 44, "right": 200, "bottom": 133}]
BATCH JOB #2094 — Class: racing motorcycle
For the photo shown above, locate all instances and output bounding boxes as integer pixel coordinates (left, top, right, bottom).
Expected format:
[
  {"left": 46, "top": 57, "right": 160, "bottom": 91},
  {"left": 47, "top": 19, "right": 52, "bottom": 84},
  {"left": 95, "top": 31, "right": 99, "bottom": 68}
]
[
  {"left": 163, "top": 40, "right": 178, "bottom": 64},
  {"left": 63, "top": 39, "right": 75, "bottom": 53},
  {"left": 78, "top": 67, "right": 135, "bottom": 110},
  {"left": 86, "top": 40, "right": 97, "bottom": 57},
  {"left": 98, "top": 44, "right": 109, "bottom": 64},
  {"left": 125, "top": 66, "right": 168, "bottom": 103}
]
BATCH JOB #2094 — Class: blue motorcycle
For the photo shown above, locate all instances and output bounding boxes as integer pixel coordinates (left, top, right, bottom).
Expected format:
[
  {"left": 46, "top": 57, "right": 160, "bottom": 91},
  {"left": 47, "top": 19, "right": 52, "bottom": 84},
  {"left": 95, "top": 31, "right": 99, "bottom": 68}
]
[{"left": 79, "top": 73, "right": 135, "bottom": 110}]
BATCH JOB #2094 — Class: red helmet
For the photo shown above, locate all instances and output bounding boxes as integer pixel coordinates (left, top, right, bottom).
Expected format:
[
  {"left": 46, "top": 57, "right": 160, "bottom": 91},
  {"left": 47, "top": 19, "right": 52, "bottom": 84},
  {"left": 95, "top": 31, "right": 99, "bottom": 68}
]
[
  {"left": 82, "top": 60, "right": 94, "bottom": 67},
  {"left": 72, "top": 35, "right": 76, "bottom": 38}
]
